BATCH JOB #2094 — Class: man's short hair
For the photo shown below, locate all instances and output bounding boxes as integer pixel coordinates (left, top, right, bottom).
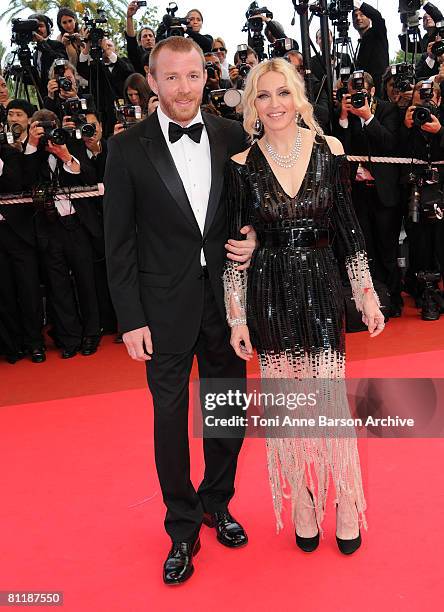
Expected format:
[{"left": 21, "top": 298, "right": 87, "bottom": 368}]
[
  {"left": 6, "top": 99, "right": 36, "bottom": 118},
  {"left": 31, "top": 109, "right": 60, "bottom": 127},
  {"left": 149, "top": 37, "right": 206, "bottom": 76}
]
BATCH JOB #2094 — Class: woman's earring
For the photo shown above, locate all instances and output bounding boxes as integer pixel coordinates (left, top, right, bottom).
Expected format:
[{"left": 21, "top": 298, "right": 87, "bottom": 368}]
[
  {"left": 255, "top": 118, "right": 263, "bottom": 133},
  {"left": 295, "top": 112, "right": 301, "bottom": 124}
]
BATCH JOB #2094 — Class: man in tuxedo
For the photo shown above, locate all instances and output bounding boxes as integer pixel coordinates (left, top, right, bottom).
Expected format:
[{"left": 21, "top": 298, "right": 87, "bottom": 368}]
[
  {"left": 104, "top": 36, "right": 256, "bottom": 585},
  {"left": 352, "top": 1, "right": 389, "bottom": 97},
  {"left": 0, "top": 142, "right": 45, "bottom": 363},
  {"left": 24, "top": 110, "right": 102, "bottom": 358},
  {"left": 336, "top": 71, "right": 402, "bottom": 317}
]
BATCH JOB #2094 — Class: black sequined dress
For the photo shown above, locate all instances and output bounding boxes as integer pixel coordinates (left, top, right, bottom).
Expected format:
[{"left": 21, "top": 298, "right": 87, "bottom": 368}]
[{"left": 223, "top": 136, "right": 378, "bottom": 533}]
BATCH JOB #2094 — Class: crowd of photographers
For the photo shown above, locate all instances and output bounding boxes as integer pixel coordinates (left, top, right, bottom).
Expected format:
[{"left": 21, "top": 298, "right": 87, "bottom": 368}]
[{"left": 0, "top": 0, "right": 444, "bottom": 364}]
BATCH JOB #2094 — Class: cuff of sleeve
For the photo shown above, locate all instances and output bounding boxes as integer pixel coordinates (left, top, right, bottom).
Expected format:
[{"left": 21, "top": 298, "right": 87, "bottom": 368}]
[
  {"left": 426, "top": 56, "right": 436, "bottom": 69},
  {"left": 79, "top": 52, "right": 91, "bottom": 63},
  {"left": 63, "top": 156, "right": 81, "bottom": 174},
  {"left": 364, "top": 114, "right": 375, "bottom": 126},
  {"left": 339, "top": 117, "right": 349, "bottom": 129},
  {"left": 0, "top": 158, "right": 4, "bottom": 176},
  {"left": 354, "top": 0, "right": 363, "bottom": 8}
]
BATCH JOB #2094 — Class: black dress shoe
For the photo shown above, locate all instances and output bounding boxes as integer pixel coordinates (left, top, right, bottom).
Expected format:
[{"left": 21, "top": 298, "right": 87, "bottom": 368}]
[
  {"left": 203, "top": 511, "right": 248, "bottom": 548},
  {"left": 389, "top": 303, "right": 402, "bottom": 318},
  {"left": 5, "top": 350, "right": 25, "bottom": 364},
  {"left": 335, "top": 504, "right": 361, "bottom": 555},
  {"left": 30, "top": 347, "right": 46, "bottom": 363},
  {"left": 61, "top": 347, "right": 80, "bottom": 359},
  {"left": 295, "top": 488, "right": 319, "bottom": 553},
  {"left": 163, "top": 538, "right": 201, "bottom": 585},
  {"left": 81, "top": 335, "right": 101, "bottom": 356}
]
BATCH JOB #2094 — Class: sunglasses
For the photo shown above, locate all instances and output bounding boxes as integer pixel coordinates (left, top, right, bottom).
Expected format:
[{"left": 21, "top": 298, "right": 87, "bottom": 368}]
[{"left": 212, "top": 47, "right": 226, "bottom": 52}]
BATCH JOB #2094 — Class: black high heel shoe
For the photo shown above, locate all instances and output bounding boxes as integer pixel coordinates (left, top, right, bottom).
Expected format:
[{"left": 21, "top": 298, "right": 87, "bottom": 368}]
[
  {"left": 295, "top": 488, "right": 319, "bottom": 553},
  {"left": 335, "top": 502, "right": 361, "bottom": 555}
]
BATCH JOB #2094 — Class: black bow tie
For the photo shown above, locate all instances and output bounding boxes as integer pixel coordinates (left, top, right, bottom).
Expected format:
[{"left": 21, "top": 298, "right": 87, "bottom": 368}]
[{"left": 168, "top": 122, "right": 203, "bottom": 144}]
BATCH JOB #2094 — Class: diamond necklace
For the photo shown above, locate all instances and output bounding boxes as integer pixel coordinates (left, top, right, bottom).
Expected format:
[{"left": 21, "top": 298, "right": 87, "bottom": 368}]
[{"left": 264, "top": 124, "right": 302, "bottom": 168}]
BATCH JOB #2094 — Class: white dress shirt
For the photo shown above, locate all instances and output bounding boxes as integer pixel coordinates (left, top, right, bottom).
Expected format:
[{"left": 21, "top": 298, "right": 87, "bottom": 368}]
[{"left": 157, "top": 105, "right": 212, "bottom": 265}]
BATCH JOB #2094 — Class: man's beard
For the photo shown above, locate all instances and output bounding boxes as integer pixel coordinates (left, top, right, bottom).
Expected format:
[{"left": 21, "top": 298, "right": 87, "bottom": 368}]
[{"left": 161, "top": 94, "right": 202, "bottom": 125}]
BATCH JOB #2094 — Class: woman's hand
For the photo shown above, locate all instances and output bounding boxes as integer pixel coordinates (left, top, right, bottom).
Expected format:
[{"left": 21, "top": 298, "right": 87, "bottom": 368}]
[
  {"left": 230, "top": 325, "right": 253, "bottom": 361},
  {"left": 362, "top": 293, "right": 385, "bottom": 338}
]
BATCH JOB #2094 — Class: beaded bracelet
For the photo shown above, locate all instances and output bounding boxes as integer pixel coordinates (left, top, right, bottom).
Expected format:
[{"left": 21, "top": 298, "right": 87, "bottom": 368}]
[{"left": 228, "top": 318, "right": 247, "bottom": 328}]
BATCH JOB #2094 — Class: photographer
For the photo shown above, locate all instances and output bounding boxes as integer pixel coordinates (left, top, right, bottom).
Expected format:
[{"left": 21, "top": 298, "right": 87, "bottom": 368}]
[
  {"left": 400, "top": 2, "right": 443, "bottom": 56},
  {"left": 23, "top": 109, "right": 102, "bottom": 358},
  {"left": 29, "top": 14, "right": 67, "bottom": 99},
  {"left": 113, "top": 73, "right": 153, "bottom": 135},
  {"left": 0, "top": 138, "right": 45, "bottom": 364},
  {"left": 212, "top": 37, "right": 231, "bottom": 80},
  {"left": 399, "top": 80, "right": 444, "bottom": 319},
  {"left": 125, "top": 1, "right": 156, "bottom": 76},
  {"left": 184, "top": 9, "right": 213, "bottom": 53},
  {"left": 56, "top": 7, "right": 84, "bottom": 68},
  {"left": 43, "top": 60, "right": 92, "bottom": 122},
  {"left": 352, "top": 1, "right": 389, "bottom": 97},
  {"left": 311, "top": 28, "right": 353, "bottom": 83},
  {"left": 6, "top": 99, "right": 36, "bottom": 151},
  {"left": 382, "top": 65, "right": 415, "bottom": 112},
  {"left": 416, "top": 19, "right": 444, "bottom": 79},
  {"left": 80, "top": 109, "right": 118, "bottom": 335},
  {"left": 78, "top": 37, "right": 134, "bottom": 136},
  {"left": 229, "top": 46, "right": 259, "bottom": 89},
  {"left": 336, "top": 71, "right": 403, "bottom": 316},
  {"left": 286, "top": 50, "right": 330, "bottom": 133}
]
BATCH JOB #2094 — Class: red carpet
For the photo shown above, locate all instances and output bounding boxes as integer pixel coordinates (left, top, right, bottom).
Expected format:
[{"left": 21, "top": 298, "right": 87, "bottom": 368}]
[{"left": 1, "top": 299, "right": 443, "bottom": 611}]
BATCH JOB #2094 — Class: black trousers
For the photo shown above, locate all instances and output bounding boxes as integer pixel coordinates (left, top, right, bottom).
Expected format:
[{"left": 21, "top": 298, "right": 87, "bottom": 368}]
[
  {"left": 352, "top": 182, "right": 403, "bottom": 303},
  {"left": 0, "top": 221, "right": 44, "bottom": 352},
  {"left": 43, "top": 214, "right": 100, "bottom": 349},
  {"left": 146, "top": 274, "right": 246, "bottom": 543}
]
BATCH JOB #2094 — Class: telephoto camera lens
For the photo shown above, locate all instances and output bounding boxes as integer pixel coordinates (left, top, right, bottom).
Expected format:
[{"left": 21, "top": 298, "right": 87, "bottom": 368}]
[
  {"left": 57, "top": 76, "right": 73, "bottom": 92},
  {"left": 351, "top": 91, "right": 367, "bottom": 108},
  {"left": 412, "top": 106, "right": 432, "bottom": 126}
]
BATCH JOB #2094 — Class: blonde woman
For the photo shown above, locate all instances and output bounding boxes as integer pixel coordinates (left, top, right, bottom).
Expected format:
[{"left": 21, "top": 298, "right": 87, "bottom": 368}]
[{"left": 223, "top": 58, "right": 385, "bottom": 554}]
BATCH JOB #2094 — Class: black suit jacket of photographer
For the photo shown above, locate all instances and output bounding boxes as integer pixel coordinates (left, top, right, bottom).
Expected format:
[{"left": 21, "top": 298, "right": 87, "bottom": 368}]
[
  {"left": 310, "top": 52, "right": 353, "bottom": 83},
  {"left": 32, "top": 39, "right": 67, "bottom": 99},
  {"left": 103, "top": 110, "right": 247, "bottom": 352},
  {"left": 335, "top": 98, "right": 401, "bottom": 207},
  {"left": 355, "top": 2, "right": 389, "bottom": 96},
  {"left": 0, "top": 144, "right": 37, "bottom": 247},
  {"left": 22, "top": 138, "right": 102, "bottom": 248}
]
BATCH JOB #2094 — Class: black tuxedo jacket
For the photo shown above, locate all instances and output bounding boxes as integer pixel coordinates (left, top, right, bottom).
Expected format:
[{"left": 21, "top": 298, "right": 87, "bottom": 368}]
[
  {"left": 355, "top": 2, "right": 389, "bottom": 95},
  {"left": 0, "top": 144, "right": 36, "bottom": 246},
  {"left": 103, "top": 111, "right": 246, "bottom": 352},
  {"left": 335, "top": 99, "right": 401, "bottom": 207},
  {"left": 22, "top": 139, "right": 101, "bottom": 246}
]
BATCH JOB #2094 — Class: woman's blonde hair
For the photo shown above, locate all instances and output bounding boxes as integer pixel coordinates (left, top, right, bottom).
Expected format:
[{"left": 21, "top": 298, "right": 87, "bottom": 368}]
[{"left": 242, "top": 58, "right": 323, "bottom": 141}]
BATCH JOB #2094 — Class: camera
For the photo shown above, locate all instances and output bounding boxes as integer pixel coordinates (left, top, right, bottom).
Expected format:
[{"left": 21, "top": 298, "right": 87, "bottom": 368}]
[
  {"left": 37, "top": 120, "right": 69, "bottom": 146},
  {"left": 0, "top": 126, "right": 14, "bottom": 145},
  {"left": 136, "top": 1, "right": 147, "bottom": 6},
  {"left": 115, "top": 100, "right": 142, "bottom": 129},
  {"left": 83, "top": 9, "right": 108, "bottom": 60},
  {"left": 431, "top": 21, "right": 444, "bottom": 58},
  {"left": 11, "top": 18, "right": 39, "bottom": 46},
  {"left": 350, "top": 70, "right": 370, "bottom": 109},
  {"left": 245, "top": 1, "right": 273, "bottom": 31},
  {"left": 209, "top": 88, "right": 242, "bottom": 118},
  {"left": 52, "top": 58, "right": 73, "bottom": 92},
  {"left": 336, "top": 67, "right": 351, "bottom": 102},
  {"left": 412, "top": 81, "right": 436, "bottom": 126},
  {"left": 236, "top": 44, "right": 251, "bottom": 80},
  {"left": 271, "top": 38, "right": 299, "bottom": 58},
  {"left": 160, "top": 3, "right": 190, "bottom": 38},
  {"left": 391, "top": 63, "right": 415, "bottom": 92},
  {"left": 205, "top": 61, "right": 218, "bottom": 80},
  {"left": 61, "top": 97, "right": 96, "bottom": 139}
]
